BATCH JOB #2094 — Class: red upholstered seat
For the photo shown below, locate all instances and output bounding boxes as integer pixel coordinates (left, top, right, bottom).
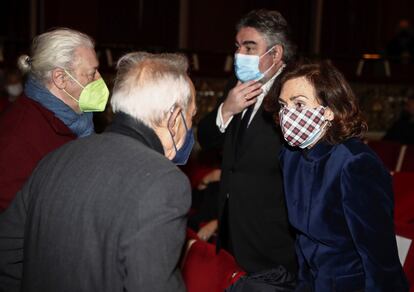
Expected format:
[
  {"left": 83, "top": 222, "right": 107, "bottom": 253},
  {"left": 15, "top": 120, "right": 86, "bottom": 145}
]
[
  {"left": 182, "top": 234, "right": 245, "bottom": 292},
  {"left": 393, "top": 172, "right": 414, "bottom": 223},
  {"left": 400, "top": 145, "right": 414, "bottom": 172},
  {"left": 393, "top": 172, "right": 414, "bottom": 291},
  {"left": 367, "top": 140, "right": 403, "bottom": 172}
]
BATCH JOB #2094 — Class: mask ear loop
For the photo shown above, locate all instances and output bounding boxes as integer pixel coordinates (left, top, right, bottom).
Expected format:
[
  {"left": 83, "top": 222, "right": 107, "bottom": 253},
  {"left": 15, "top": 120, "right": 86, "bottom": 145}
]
[
  {"left": 259, "top": 45, "right": 276, "bottom": 59},
  {"left": 64, "top": 69, "right": 85, "bottom": 89},
  {"left": 257, "top": 62, "right": 276, "bottom": 81},
  {"left": 320, "top": 111, "right": 332, "bottom": 137},
  {"left": 62, "top": 88, "right": 79, "bottom": 104},
  {"left": 168, "top": 106, "right": 189, "bottom": 154},
  {"left": 61, "top": 69, "right": 85, "bottom": 104},
  {"left": 167, "top": 106, "right": 179, "bottom": 153},
  {"left": 179, "top": 111, "right": 189, "bottom": 131},
  {"left": 324, "top": 120, "right": 332, "bottom": 129},
  {"left": 256, "top": 46, "right": 277, "bottom": 81},
  {"left": 169, "top": 105, "right": 188, "bottom": 131}
]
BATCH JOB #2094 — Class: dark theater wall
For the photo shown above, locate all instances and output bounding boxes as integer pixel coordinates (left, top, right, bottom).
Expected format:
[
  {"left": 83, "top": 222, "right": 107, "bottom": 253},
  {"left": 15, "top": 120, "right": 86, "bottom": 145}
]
[
  {"left": 187, "top": 0, "right": 313, "bottom": 54},
  {"left": 0, "top": 0, "right": 413, "bottom": 65},
  {"left": 321, "top": 0, "right": 414, "bottom": 58},
  {"left": 42, "top": 0, "right": 99, "bottom": 38},
  {"left": 0, "top": 0, "right": 31, "bottom": 62},
  {"left": 42, "top": 0, "right": 180, "bottom": 48}
]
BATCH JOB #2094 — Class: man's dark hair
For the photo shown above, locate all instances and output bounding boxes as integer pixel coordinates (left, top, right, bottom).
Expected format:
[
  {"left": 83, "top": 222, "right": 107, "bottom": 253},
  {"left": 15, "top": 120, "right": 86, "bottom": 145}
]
[{"left": 237, "top": 9, "right": 297, "bottom": 64}]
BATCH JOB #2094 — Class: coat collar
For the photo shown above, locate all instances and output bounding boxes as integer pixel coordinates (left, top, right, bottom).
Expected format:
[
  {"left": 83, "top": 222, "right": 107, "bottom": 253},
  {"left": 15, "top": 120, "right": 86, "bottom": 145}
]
[
  {"left": 22, "top": 95, "right": 75, "bottom": 136},
  {"left": 24, "top": 76, "right": 94, "bottom": 137},
  {"left": 106, "top": 112, "right": 164, "bottom": 155},
  {"left": 302, "top": 140, "right": 335, "bottom": 161}
]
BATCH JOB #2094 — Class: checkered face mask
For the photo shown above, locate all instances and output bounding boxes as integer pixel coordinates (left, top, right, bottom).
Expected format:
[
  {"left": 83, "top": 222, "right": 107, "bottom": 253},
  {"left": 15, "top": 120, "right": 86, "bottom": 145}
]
[{"left": 279, "top": 106, "right": 326, "bottom": 148}]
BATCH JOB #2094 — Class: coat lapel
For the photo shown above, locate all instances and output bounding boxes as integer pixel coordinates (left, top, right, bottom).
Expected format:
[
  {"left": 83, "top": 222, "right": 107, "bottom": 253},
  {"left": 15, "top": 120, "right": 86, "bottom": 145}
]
[{"left": 235, "top": 104, "right": 264, "bottom": 159}]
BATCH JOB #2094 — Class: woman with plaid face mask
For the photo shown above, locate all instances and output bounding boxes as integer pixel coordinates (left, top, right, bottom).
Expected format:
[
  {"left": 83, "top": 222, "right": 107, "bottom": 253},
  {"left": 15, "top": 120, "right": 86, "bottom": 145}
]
[{"left": 271, "top": 60, "right": 408, "bottom": 292}]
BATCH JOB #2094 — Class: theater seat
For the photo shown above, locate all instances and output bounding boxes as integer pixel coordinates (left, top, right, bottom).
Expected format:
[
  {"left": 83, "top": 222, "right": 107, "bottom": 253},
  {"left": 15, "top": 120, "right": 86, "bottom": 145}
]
[
  {"left": 400, "top": 145, "right": 414, "bottom": 172},
  {"left": 393, "top": 172, "right": 414, "bottom": 222},
  {"left": 181, "top": 233, "right": 245, "bottom": 292},
  {"left": 393, "top": 172, "right": 414, "bottom": 291},
  {"left": 367, "top": 140, "right": 403, "bottom": 172}
]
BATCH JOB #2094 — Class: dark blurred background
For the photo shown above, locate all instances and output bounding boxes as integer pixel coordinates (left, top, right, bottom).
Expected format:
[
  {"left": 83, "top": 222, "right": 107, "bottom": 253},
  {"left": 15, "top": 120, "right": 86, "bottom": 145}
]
[{"left": 1, "top": 0, "right": 414, "bottom": 136}]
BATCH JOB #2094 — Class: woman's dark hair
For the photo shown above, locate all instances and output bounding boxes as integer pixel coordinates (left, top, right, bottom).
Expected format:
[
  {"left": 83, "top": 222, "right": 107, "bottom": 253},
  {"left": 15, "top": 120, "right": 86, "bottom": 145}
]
[{"left": 265, "top": 60, "right": 367, "bottom": 144}]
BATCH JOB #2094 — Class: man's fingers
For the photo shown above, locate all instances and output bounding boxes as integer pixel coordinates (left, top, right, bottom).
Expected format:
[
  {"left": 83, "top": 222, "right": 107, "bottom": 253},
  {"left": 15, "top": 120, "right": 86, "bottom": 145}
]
[
  {"left": 245, "top": 97, "right": 258, "bottom": 107},
  {"left": 244, "top": 88, "right": 263, "bottom": 101},
  {"left": 240, "top": 82, "right": 262, "bottom": 96},
  {"left": 236, "top": 80, "right": 259, "bottom": 91}
]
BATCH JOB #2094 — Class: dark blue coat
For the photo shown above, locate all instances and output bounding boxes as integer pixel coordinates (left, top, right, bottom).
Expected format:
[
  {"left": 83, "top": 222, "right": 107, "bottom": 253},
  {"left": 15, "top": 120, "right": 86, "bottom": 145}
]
[{"left": 280, "top": 138, "right": 408, "bottom": 291}]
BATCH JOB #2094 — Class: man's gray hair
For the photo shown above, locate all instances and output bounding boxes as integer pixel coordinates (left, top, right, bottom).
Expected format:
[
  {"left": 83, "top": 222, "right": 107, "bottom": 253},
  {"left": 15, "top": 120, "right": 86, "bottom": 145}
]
[
  {"left": 17, "top": 28, "right": 94, "bottom": 83},
  {"left": 110, "top": 52, "right": 192, "bottom": 128},
  {"left": 236, "top": 9, "right": 296, "bottom": 64}
]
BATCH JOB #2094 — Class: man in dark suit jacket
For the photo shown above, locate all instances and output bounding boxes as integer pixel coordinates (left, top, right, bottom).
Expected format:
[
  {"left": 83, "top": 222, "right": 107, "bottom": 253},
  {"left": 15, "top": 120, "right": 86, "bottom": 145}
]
[
  {"left": 0, "top": 52, "right": 196, "bottom": 292},
  {"left": 197, "top": 9, "right": 298, "bottom": 288}
]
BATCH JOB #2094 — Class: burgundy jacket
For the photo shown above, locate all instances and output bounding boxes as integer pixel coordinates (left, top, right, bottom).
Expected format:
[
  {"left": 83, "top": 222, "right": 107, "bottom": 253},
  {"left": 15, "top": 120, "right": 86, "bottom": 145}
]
[{"left": 0, "top": 95, "right": 76, "bottom": 211}]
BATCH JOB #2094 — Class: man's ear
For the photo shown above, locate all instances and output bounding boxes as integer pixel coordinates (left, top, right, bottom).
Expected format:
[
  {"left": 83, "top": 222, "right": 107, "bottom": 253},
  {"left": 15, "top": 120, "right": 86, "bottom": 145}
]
[
  {"left": 272, "top": 45, "right": 284, "bottom": 63},
  {"left": 167, "top": 106, "right": 182, "bottom": 137},
  {"left": 51, "top": 68, "right": 67, "bottom": 89}
]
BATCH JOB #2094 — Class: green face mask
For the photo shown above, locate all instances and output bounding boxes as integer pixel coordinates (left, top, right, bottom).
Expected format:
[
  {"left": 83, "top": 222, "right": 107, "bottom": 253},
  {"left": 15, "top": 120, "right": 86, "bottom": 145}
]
[{"left": 63, "top": 69, "right": 109, "bottom": 112}]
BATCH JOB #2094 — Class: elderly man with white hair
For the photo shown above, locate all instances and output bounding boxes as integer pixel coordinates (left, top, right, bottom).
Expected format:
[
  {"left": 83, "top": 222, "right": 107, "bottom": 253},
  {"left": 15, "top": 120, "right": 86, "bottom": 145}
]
[
  {"left": 0, "top": 52, "right": 196, "bottom": 292},
  {"left": 0, "top": 28, "right": 109, "bottom": 212}
]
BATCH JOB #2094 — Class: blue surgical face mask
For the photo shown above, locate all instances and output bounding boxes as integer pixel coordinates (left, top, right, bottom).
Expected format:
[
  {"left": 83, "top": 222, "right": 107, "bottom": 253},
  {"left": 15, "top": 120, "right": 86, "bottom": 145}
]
[
  {"left": 169, "top": 111, "right": 195, "bottom": 165},
  {"left": 234, "top": 46, "right": 276, "bottom": 82}
]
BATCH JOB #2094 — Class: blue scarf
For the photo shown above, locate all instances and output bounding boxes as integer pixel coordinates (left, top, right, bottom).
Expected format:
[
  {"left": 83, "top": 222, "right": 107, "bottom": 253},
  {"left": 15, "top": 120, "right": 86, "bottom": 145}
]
[{"left": 24, "top": 75, "right": 94, "bottom": 137}]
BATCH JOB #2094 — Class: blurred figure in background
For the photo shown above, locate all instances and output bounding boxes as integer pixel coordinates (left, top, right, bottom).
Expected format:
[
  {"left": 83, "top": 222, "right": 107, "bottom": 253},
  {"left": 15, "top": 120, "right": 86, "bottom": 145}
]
[
  {"left": 4, "top": 68, "right": 24, "bottom": 103},
  {"left": 0, "top": 64, "right": 7, "bottom": 111},
  {"left": 181, "top": 147, "right": 222, "bottom": 242},
  {"left": 386, "top": 19, "right": 414, "bottom": 63},
  {"left": 0, "top": 28, "right": 109, "bottom": 212},
  {"left": 0, "top": 67, "right": 24, "bottom": 111},
  {"left": 383, "top": 93, "right": 414, "bottom": 144}
]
